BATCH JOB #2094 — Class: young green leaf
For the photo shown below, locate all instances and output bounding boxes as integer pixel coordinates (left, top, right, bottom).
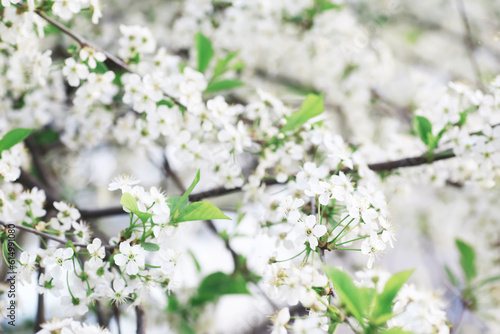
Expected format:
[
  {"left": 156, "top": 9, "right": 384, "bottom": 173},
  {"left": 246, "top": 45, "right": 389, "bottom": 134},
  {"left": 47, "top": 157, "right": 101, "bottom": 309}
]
[
  {"left": 171, "top": 169, "right": 200, "bottom": 217},
  {"left": 167, "top": 196, "right": 189, "bottom": 215},
  {"left": 120, "top": 192, "right": 139, "bottom": 213},
  {"left": 120, "top": 193, "right": 153, "bottom": 223},
  {"left": 191, "top": 272, "right": 250, "bottom": 306},
  {"left": 428, "top": 127, "right": 447, "bottom": 153},
  {"left": 0, "top": 128, "right": 32, "bottom": 158},
  {"left": 473, "top": 275, "right": 500, "bottom": 290},
  {"left": 176, "top": 201, "right": 230, "bottom": 223},
  {"left": 373, "top": 269, "right": 414, "bottom": 322},
  {"left": 140, "top": 242, "right": 160, "bottom": 252},
  {"left": 413, "top": 115, "right": 433, "bottom": 146},
  {"left": 323, "top": 267, "right": 364, "bottom": 323},
  {"left": 282, "top": 94, "right": 325, "bottom": 132},
  {"left": 455, "top": 239, "right": 477, "bottom": 283},
  {"left": 195, "top": 32, "right": 214, "bottom": 73},
  {"left": 458, "top": 105, "right": 479, "bottom": 127},
  {"left": 213, "top": 51, "right": 238, "bottom": 78},
  {"left": 444, "top": 265, "right": 459, "bottom": 287},
  {"left": 205, "top": 79, "right": 244, "bottom": 93}
]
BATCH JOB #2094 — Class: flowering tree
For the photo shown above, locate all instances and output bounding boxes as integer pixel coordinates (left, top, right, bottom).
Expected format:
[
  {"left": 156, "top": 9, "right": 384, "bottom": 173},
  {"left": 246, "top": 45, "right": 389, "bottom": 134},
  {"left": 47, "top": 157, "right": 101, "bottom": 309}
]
[{"left": 1, "top": 0, "right": 500, "bottom": 333}]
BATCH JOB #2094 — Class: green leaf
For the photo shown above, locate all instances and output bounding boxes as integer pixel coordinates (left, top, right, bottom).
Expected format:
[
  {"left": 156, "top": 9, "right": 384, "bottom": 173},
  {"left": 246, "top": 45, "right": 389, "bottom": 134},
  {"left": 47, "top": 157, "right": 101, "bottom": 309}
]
[
  {"left": 323, "top": 267, "right": 364, "bottom": 323},
  {"left": 120, "top": 193, "right": 153, "bottom": 223},
  {"left": 158, "top": 99, "right": 174, "bottom": 108},
  {"left": 413, "top": 115, "right": 433, "bottom": 146},
  {"left": 458, "top": 105, "right": 479, "bottom": 126},
  {"left": 67, "top": 44, "right": 78, "bottom": 54},
  {"left": 213, "top": 51, "right": 238, "bottom": 78},
  {"left": 282, "top": 94, "right": 325, "bottom": 132},
  {"left": 445, "top": 265, "right": 459, "bottom": 287},
  {"left": 474, "top": 275, "right": 500, "bottom": 289},
  {"left": 429, "top": 127, "right": 447, "bottom": 153},
  {"left": 455, "top": 239, "right": 477, "bottom": 283},
  {"left": 93, "top": 61, "right": 108, "bottom": 74},
  {"left": 0, "top": 128, "right": 32, "bottom": 158},
  {"left": 328, "top": 322, "right": 339, "bottom": 333},
  {"left": 33, "top": 128, "right": 59, "bottom": 145},
  {"left": 373, "top": 269, "right": 414, "bottom": 322},
  {"left": 316, "top": 0, "right": 343, "bottom": 11},
  {"left": 120, "top": 192, "right": 139, "bottom": 213},
  {"left": 176, "top": 201, "right": 230, "bottom": 223},
  {"left": 205, "top": 79, "right": 244, "bottom": 93},
  {"left": 140, "top": 242, "right": 160, "bottom": 252},
  {"left": 191, "top": 272, "right": 250, "bottom": 306},
  {"left": 167, "top": 196, "right": 189, "bottom": 215},
  {"left": 359, "top": 287, "right": 376, "bottom": 313},
  {"left": 171, "top": 170, "right": 200, "bottom": 217},
  {"left": 188, "top": 250, "right": 202, "bottom": 272},
  {"left": 195, "top": 32, "right": 214, "bottom": 73}
]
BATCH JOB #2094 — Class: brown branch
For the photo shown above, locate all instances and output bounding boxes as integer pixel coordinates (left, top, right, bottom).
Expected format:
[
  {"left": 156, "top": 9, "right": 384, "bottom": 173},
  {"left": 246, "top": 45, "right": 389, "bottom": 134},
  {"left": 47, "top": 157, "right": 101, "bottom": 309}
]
[
  {"left": 18, "top": 169, "right": 59, "bottom": 208},
  {"left": 163, "top": 158, "right": 185, "bottom": 192},
  {"left": 32, "top": 7, "right": 186, "bottom": 109},
  {"left": 135, "top": 306, "right": 146, "bottom": 334},
  {"left": 0, "top": 221, "right": 118, "bottom": 249},
  {"left": 25, "top": 137, "right": 57, "bottom": 193},
  {"left": 78, "top": 150, "right": 457, "bottom": 219}
]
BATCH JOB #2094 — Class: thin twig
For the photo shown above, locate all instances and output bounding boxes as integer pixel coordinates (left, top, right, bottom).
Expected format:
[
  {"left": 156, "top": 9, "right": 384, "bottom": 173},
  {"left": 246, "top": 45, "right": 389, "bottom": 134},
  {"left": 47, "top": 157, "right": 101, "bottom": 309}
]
[
  {"left": 32, "top": 7, "right": 186, "bottom": 109},
  {"left": 0, "top": 221, "right": 118, "bottom": 249},
  {"left": 78, "top": 150, "right": 457, "bottom": 219},
  {"left": 25, "top": 137, "right": 56, "bottom": 192},
  {"left": 454, "top": 0, "right": 483, "bottom": 88},
  {"left": 163, "top": 158, "right": 185, "bottom": 192}
]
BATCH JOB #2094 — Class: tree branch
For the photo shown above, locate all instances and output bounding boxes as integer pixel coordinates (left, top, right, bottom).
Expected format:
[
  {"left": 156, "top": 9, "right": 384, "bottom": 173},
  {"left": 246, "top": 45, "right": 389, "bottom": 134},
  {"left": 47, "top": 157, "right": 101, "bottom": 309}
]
[
  {"left": 0, "top": 221, "right": 118, "bottom": 249},
  {"left": 31, "top": 7, "right": 186, "bottom": 109},
  {"left": 135, "top": 305, "right": 146, "bottom": 334},
  {"left": 454, "top": 0, "right": 483, "bottom": 88},
  {"left": 77, "top": 150, "right": 457, "bottom": 219}
]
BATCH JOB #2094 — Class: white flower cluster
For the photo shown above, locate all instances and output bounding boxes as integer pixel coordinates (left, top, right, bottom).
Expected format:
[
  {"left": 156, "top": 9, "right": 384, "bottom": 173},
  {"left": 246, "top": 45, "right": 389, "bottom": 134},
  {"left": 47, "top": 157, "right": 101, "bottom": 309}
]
[
  {"left": 36, "top": 317, "right": 110, "bottom": 334},
  {"left": 263, "top": 263, "right": 328, "bottom": 308},
  {"left": 412, "top": 78, "right": 500, "bottom": 188},
  {"left": 389, "top": 284, "right": 449, "bottom": 334},
  {"left": 52, "top": 0, "right": 102, "bottom": 24}
]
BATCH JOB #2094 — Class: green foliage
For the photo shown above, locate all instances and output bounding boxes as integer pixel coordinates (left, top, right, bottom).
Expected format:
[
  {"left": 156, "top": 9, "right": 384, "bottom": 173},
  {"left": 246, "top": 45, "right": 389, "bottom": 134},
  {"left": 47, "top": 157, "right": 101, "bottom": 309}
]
[
  {"left": 455, "top": 238, "right": 477, "bottom": 283},
  {"left": 0, "top": 128, "right": 32, "bottom": 158},
  {"left": 175, "top": 201, "right": 230, "bottom": 223},
  {"left": 195, "top": 32, "right": 214, "bottom": 73},
  {"left": 324, "top": 267, "right": 365, "bottom": 322},
  {"left": 445, "top": 265, "right": 459, "bottom": 287},
  {"left": 170, "top": 170, "right": 200, "bottom": 218},
  {"left": 140, "top": 242, "right": 160, "bottom": 252},
  {"left": 314, "top": 0, "right": 343, "bottom": 12},
  {"left": 93, "top": 61, "right": 109, "bottom": 74},
  {"left": 168, "top": 170, "right": 230, "bottom": 223},
  {"left": 190, "top": 271, "right": 250, "bottom": 306},
  {"left": 324, "top": 266, "right": 414, "bottom": 331},
  {"left": 413, "top": 115, "right": 433, "bottom": 146},
  {"left": 458, "top": 105, "right": 479, "bottom": 127},
  {"left": 372, "top": 269, "right": 414, "bottom": 323},
  {"left": 32, "top": 128, "right": 59, "bottom": 145},
  {"left": 213, "top": 51, "right": 238, "bottom": 78},
  {"left": 282, "top": 94, "right": 325, "bottom": 132},
  {"left": 67, "top": 44, "right": 78, "bottom": 54},
  {"left": 120, "top": 193, "right": 153, "bottom": 223},
  {"left": 205, "top": 79, "right": 244, "bottom": 93},
  {"left": 413, "top": 115, "right": 448, "bottom": 157}
]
